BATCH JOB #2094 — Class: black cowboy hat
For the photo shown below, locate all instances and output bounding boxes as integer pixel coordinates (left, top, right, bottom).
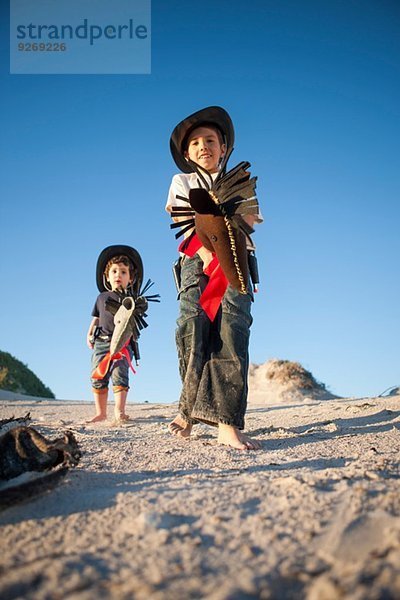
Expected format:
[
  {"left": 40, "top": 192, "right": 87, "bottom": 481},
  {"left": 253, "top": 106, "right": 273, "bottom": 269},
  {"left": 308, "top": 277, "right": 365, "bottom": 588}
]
[
  {"left": 96, "top": 245, "right": 144, "bottom": 294},
  {"left": 170, "top": 106, "right": 235, "bottom": 174}
]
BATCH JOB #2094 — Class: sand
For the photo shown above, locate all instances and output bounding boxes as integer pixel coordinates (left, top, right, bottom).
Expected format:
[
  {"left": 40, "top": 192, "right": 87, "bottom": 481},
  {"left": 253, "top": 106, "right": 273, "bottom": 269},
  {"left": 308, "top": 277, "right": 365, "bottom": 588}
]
[{"left": 0, "top": 395, "right": 400, "bottom": 599}]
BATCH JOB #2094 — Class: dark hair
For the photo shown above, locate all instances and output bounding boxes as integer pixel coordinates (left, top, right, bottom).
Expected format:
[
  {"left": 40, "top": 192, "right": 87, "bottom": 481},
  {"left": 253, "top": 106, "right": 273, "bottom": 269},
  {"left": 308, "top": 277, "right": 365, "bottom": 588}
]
[
  {"left": 104, "top": 255, "right": 136, "bottom": 281},
  {"left": 182, "top": 122, "right": 225, "bottom": 152}
]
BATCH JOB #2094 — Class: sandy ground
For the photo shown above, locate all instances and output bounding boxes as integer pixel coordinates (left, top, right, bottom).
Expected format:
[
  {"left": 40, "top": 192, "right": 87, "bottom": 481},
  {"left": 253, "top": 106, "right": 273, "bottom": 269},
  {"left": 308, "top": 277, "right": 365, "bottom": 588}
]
[{"left": 1, "top": 396, "right": 400, "bottom": 600}]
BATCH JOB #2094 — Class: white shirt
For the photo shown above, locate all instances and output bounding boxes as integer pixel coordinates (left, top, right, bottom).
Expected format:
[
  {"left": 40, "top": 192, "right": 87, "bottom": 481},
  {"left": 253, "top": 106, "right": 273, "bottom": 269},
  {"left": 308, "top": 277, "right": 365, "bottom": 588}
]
[{"left": 165, "top": 172, "right": 215, "bottom": 212}]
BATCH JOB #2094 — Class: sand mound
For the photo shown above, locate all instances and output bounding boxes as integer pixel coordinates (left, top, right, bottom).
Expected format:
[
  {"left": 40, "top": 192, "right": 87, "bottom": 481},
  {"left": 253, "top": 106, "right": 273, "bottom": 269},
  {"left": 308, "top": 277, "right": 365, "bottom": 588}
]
[{"left": 248, "top": 358, "right": 339, "bottom": 404}]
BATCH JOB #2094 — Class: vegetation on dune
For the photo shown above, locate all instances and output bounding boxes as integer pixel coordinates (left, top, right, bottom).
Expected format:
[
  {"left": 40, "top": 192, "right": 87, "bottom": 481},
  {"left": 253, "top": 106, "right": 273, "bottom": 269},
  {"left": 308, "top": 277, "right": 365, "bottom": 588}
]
[
  {"left": 264, "top": 359, "right": 328, "bottom": 391},
  {"left": 0, "top": 350, "right": 55, "bottom": 399},
  {"left": 249, "top": 359, "right": 333, "bottom": 396}
]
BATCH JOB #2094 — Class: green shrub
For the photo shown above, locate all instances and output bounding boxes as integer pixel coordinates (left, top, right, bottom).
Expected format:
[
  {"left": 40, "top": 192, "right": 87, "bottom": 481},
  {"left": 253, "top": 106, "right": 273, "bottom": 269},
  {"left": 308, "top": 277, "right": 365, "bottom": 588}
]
[{"left": 0, "top": 351, "right": 55, "bottom": 398}]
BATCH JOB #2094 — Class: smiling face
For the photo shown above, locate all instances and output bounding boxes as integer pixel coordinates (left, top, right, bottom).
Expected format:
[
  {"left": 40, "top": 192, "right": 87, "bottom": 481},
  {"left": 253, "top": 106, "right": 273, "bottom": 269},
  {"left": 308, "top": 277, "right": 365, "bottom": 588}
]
[
  {"left": 105, "top": 261, "right": 133, "bottom": 292},
  {"left": 184, "top": 126, "right": 226, "bottom": 173}
]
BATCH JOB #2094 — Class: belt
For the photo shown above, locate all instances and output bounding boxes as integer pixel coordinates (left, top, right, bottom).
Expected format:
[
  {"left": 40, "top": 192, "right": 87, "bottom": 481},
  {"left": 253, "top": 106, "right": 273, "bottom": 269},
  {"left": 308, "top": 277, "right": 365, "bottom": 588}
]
[{"left": 97, "top": 334, "right": 111, "bottom": 342}]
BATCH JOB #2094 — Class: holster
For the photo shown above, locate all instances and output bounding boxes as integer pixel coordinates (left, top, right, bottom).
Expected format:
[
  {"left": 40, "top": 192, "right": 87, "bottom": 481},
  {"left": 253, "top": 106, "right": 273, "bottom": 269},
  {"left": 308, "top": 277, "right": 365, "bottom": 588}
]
[
  {"left": 90, "top": 326, "right": 102, "bottom": 345},
  {"left": 130, "top": 338, "right": 140, "bottom": 365},
  {"left": 248, "top": 251, "right": 260, "bottom": 290},
  {"left": 172, "top": 257, "right": 182, "bottom": 294}
]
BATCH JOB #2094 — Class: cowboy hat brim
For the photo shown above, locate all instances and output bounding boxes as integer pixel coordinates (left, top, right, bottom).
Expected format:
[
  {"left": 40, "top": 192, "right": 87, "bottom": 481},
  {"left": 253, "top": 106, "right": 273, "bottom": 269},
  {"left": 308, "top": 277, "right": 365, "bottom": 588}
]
[
  {"left": 96, "top": 245, "right": 144, "bottom": 293},
  {"left": 170, "top": 106, "right": 235, "bottom": 173}
]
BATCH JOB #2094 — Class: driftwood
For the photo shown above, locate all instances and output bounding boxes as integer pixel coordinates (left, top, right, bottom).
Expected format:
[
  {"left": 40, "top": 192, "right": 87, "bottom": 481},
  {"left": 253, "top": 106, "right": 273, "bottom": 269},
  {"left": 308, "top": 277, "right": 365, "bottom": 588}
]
[
  {"left": 0, "top": 412, "right": 31, "bottom": 435},
  {"left": 0, "top": 425, "right": 81, "bottom": 509},
  {"left": 0, "top": 426, "right": 81, "bottom": 481}
]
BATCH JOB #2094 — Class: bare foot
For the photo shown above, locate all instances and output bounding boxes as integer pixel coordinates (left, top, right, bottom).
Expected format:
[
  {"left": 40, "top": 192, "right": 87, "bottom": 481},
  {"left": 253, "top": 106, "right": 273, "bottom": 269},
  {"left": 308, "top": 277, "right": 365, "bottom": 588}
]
[
  {"left": 217, "top": 424, "right": 262, "bottom": 450},
  {"left": 168, "top": 415, "right": 192, "bottom": 438},
  {"left": 115, "top": 413, "right": 131, "bottom": 422},
  {"left": 86, "top": 414, "right": 107, "bottom": 424}
]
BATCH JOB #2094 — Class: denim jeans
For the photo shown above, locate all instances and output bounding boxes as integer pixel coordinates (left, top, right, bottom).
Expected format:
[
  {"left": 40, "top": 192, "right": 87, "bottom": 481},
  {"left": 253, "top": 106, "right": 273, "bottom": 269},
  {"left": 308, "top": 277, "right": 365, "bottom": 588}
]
[
  {"left": 91, "top": 338, "right": 132, "bottom": 390},
  {"left": 176, "top": 255, "right": 253, "bottom": 430}
]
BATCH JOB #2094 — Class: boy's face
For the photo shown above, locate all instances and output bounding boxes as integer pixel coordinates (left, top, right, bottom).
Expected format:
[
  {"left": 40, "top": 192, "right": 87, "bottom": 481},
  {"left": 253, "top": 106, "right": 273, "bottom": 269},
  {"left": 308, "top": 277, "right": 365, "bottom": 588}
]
[
  {"left": 184, "top": 126, "right": 226, "bottom": 173},
  {"left": 106, "top": 262, "right": 132, "bottom": 292}
]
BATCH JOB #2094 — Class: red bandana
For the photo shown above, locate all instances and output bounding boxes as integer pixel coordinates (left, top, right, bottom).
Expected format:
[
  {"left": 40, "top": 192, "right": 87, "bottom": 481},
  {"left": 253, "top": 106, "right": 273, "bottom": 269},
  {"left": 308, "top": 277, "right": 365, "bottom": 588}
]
[
  {"left": 178, "top": 234, "right": 228, "bottom": 322},
  {"left": 92, "top": 342, "right": 136, "bottom": 380}
]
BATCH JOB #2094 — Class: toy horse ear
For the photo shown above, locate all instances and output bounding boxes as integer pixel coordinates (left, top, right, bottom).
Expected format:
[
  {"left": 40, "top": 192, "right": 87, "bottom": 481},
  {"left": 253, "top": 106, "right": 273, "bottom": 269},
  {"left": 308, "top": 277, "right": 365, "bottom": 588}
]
[{"left": 189, "top": 189, "right": 220, "bottom": 215}]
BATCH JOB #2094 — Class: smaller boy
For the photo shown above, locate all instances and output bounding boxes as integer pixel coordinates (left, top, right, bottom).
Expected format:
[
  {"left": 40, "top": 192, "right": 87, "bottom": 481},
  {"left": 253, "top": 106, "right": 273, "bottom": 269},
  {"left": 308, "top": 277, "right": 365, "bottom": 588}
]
[{"left": 86, "top": 244, "right": 144, "bottom": 424}]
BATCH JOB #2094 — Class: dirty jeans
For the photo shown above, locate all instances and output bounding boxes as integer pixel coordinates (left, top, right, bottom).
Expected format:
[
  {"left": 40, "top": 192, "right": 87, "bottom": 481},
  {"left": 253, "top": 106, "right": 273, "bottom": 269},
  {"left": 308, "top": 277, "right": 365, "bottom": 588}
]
[
  {"left": 176, "top": 255, "right": 253, "bottom": 430},
  {"left": 91, "top": 338, "right": 132, "bottom": 390}
]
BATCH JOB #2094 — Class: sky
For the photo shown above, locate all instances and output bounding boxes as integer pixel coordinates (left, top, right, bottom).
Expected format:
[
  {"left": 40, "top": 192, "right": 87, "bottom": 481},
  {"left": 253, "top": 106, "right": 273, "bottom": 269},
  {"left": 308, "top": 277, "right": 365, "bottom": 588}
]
[{"left": 0, "top": 0, "right": 399, "bottom": 403}]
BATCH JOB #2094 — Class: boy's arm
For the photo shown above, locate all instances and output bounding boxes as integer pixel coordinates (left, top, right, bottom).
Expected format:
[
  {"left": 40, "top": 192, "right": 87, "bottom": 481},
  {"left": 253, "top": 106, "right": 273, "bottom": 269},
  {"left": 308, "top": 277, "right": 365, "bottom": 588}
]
[
  {"left": 242, "top": 211, "right": 263, "bottom": 228},
  {"left": 167, "top": 175, "right": 214, "bottom": 268},
  {"left": 166, "top": 204, "right": 188, "bottom": 224},
  {"left": 242, "top": 214, "right": 257, "bottom": 228},
  {"left": 87, "top": 317, "right": 99, "bottom": 349},
  {"left": 166, "top": 175, "right": 191, "bottom": 223}
]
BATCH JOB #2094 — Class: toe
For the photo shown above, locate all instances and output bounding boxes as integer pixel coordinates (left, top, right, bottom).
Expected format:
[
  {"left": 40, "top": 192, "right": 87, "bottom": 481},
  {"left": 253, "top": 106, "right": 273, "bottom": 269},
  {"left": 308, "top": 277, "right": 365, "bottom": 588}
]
[{"left": 169, "top": 423, "right": 182, "bottom": 435}]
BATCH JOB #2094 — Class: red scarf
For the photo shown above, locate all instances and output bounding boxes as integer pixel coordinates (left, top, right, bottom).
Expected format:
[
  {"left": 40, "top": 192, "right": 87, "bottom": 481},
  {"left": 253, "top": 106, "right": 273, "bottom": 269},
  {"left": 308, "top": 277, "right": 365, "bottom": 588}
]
[
  {"left": 92, "top": 342, "right": 136, "bottom": 380},
  {"left": 179, "top": 234, "right": 228, "bottom": 322}
]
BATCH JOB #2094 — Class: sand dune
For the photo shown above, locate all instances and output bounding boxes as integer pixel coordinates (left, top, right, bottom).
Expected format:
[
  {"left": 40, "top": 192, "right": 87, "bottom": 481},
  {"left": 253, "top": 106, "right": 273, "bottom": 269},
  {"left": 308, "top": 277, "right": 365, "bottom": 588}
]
[
  {"left": 248, "top": 359, "right": 340, "bottom": 404},
  {"left": 0, "top": 394, "right": 400, "bottom": 599}
]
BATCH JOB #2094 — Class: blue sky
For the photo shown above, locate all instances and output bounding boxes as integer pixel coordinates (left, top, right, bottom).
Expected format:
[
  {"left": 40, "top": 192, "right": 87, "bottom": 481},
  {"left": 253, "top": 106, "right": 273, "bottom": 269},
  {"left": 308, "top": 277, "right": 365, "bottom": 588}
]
[{"left": 1, "top": 0, "right": 399, "bottom": 402}]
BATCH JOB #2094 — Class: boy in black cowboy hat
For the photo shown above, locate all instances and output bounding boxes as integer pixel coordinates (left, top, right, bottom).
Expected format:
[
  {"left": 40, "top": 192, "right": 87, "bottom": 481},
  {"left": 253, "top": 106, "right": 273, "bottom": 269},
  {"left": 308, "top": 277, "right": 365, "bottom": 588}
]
[
  {"left": 86, "top": 245, "right": 143, "bottom": 424},
  {"left": 166, "top": 106, "right": 263, "bottom": 450}
]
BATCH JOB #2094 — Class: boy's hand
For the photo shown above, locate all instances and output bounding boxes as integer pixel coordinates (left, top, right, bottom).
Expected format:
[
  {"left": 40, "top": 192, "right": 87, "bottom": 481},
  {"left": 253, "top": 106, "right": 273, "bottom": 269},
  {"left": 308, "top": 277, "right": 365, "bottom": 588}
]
[
  {"left": 197, "top": 246, "right": 214, "bottom": 270},
  {"left": 87, "top": 317, "right": 99, "bottom": 349}
]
